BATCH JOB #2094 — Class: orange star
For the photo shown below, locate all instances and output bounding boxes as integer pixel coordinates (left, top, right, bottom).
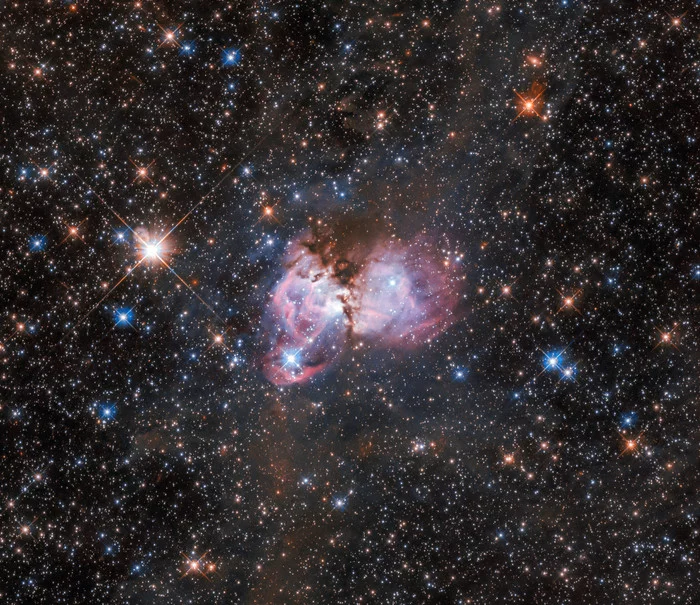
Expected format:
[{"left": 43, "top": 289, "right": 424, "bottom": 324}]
[{"left": 513, "top": 83, "right": 547, "bottom": 121}]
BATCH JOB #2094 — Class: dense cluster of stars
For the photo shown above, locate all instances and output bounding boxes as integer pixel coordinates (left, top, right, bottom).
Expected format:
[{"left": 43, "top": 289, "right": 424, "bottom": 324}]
[{"left": 1, "top": 1, "right": 697, "bottom": 603}]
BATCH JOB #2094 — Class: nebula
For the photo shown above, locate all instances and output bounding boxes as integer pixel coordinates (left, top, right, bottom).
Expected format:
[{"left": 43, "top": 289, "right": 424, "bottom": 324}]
[
  {"left": 349, "top": 239, "right": 459, "bottom": 346},
  {"left": 262, "top": 224, "right": 461, "bottom": 385},
  {"left": 261, "top": 245, "right": 348, "bottom": 385}
]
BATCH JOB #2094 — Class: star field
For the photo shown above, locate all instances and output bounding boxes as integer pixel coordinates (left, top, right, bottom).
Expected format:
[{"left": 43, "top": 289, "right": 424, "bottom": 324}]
[{"left": 1, "top": 1, "right": 698, "bottom": 603}]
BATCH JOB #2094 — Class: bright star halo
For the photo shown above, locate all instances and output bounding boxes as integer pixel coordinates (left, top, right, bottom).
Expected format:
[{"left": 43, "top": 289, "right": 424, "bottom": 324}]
[{"left": 135, "top": 230, "right": 173, "bottom": 264}]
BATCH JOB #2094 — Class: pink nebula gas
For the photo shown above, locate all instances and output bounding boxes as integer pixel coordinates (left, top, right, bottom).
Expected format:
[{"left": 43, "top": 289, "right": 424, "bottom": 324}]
[{"left": 262, "top": 232, "right": 460, "bottom": 385}]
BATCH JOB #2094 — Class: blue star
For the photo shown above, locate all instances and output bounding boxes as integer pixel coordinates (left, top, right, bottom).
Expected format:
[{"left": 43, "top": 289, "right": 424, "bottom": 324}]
[
  {"left": 29, "top": 235, "right": 47, "bottom": 252},
  {"left": 452, "top": 367, "right": 468, "bottom": 382},
  {"left": 179, "top": 41, "right": 195, "bottom": 56},
  {"left": 559, "top": 365, "right": 577, "bottom": 381},
  {"left": 100, "top": 404, "right": 116, "bottom": 420},
  {"left": 543, "top": 351, "right": 563, "bottom": 371},
  {"left": 620, "top": 411, "right": 638, "bottom": 428},
  {"left": 221, "top": 48, "right": 241, "bottom": 67},
  {"left": 114, "top": 307, "right": 135, "bottom": 328},
  {"left": 112, "top": 228, "right": 129, "bottom": 244},
  {"left": 282, "top": 349, "right": 301, "bottom": 370},
  {"left": 103, "top": 542, "right": 118, "bottom": 555}
]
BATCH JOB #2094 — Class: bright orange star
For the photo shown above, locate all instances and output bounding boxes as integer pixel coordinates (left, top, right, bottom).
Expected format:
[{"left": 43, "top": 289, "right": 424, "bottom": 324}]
[
  {"left": 513, "top": 83, "right": 546, "bottom": 121},
  {"left": 181, "top": 551, "right": 216, "bottom": 580},
  {"left": 129, "top": 158, "right": 155, "bottom": 184},
  {"left": 654, "top": 324, "right": 680, "bottom": 350},
  {"left": 158, "top": 23, "right": 184, "bottom": 48},
  {"left": 619, "top": 430, "right": 645, "bottom": 457},
  {"left": 556, "top": 288, "right": 583, "bottom": 314},
  {"left": 60, "top": 219, "right": 87, "bottom": 245},
  {"left": 667, "top": 12, "right": 686, "bottom": 29}
]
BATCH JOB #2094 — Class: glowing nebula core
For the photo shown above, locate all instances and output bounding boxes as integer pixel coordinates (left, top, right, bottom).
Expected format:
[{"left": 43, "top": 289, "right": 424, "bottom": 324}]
[{"left": 262, "top": 228, "right": 460, "bottom": 385}]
